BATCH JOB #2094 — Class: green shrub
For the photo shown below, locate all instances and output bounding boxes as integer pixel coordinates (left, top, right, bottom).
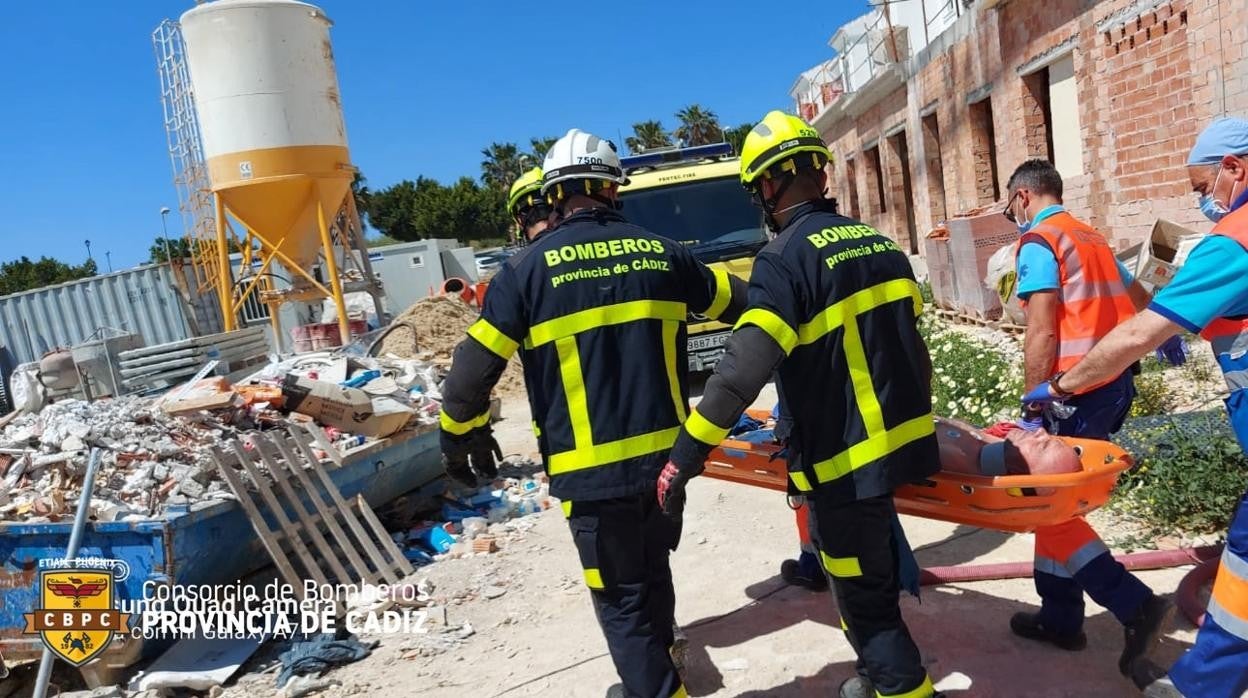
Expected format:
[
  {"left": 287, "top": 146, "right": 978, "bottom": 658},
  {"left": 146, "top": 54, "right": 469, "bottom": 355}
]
[
  {"left": 1130, "top": 371, "right": 1178, "bottom": 418},
  {"left": 920, "top": 315, "right": 1023, "bottom": 424},
  {"left": 1115, "top": 414, "right": 1248, "bottom": 534}
]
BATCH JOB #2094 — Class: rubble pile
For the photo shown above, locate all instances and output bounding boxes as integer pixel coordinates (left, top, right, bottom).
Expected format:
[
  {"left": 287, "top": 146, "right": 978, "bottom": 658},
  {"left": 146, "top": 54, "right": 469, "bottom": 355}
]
[
  {"left": 0, "top": 351, "right": 452, "bottom": 525},
  {"left": 373, "top": 296, "right": 527, "bottom": 399},
  {"left": 0, "top": 396, "right": 234, "bottom": 523}
]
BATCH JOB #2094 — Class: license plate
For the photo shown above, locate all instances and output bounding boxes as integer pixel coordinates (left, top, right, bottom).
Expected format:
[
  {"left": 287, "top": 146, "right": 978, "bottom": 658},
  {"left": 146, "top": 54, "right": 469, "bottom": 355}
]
[{"left": 689, "top": 332, "right": 729, "bottom": 352}]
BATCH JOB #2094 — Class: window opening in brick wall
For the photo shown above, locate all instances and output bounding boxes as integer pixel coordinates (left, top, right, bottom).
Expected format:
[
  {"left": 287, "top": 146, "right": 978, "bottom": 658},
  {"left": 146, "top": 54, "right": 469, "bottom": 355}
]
[
  {"left": 886, "top": 131, "right": 920, "bottom": 254},
  {"left": 920, "top": 113, "right": 948, "bottom": 224},
  {"left": 969, "top": 98, "right": 1000, "bottom": 205},
  {"left": 1047, "top": 55, "right": 1083, "bottom": 179},
  {"left": 845, "top": 157, "right": 862, "bottom": 219},
  {"left": 865, "top": 144, "right": 887, "bottom": 216},
  {"left": 1021, "top": 68, "right": 1054, "bottom": 161}
]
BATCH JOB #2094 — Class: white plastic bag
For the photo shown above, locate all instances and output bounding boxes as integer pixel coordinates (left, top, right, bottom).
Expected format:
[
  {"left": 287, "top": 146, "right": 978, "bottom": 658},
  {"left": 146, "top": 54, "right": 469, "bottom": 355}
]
[
  {"left": 10, "top": 363, "right": 46, "bottom": 414},
  {"left": 985, "top": 242, "right": 1026, "bottom": 325}
]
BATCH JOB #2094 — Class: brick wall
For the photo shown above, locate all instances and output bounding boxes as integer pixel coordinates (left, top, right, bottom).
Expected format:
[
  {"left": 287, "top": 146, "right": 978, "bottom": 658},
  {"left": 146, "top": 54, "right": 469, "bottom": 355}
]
[{"left": 812, "top": 0, "right": 1248, "bottom": 251}]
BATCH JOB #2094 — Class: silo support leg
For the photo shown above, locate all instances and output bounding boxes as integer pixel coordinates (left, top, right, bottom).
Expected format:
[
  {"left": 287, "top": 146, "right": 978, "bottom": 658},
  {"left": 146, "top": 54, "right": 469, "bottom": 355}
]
[
  {"left": 215, "top": 193, "right": 236, "bottom": 332},
  {"left": 317, "top": 198, "right": 351, "bottom": 345}
]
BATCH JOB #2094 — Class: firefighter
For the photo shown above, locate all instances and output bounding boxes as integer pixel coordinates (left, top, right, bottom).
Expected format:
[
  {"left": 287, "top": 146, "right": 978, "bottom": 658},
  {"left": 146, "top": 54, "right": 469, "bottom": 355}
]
[
  {"left": 439, "top": 127, "right": 747, "bottom": 698},
  {"left": 657, "top": 110, "right": 940, "bottom": 698},
  {"left": 1026, "top": 117, "right": 1248, "bottom": 698},
  {"left": 1004, "top": 159, "right": 1173, "bottom": 676},
  {"left": 507, "top": 167, "right": 551, "bottom": 243}
]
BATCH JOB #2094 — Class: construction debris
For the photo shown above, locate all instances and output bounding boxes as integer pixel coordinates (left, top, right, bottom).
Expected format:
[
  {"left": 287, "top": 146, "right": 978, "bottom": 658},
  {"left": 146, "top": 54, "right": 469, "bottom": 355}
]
[{"left": 373, "top": 296, "right": 527, "bottom": 399}]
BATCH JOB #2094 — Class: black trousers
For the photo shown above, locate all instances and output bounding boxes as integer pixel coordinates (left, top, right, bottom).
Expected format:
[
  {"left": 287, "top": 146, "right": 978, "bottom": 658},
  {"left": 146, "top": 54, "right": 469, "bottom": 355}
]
[
  {"left": 567, "top": 493, "right": 683, "bottom": 698},
  {"left": 808, "top": 493, "right": 931, "bottom": 697}
]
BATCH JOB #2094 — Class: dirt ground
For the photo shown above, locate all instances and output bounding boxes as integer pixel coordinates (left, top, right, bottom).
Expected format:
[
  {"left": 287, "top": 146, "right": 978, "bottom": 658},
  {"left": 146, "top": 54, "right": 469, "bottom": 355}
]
[{"left": 210, "top": 385, "right": 1204, "bottom": 698}]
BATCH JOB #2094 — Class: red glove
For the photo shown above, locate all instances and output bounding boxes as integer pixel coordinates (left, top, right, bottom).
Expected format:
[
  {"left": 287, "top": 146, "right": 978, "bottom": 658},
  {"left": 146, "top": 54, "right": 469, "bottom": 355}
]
[
  {"left": 657, "top": 461, "right": 689, "bottom": 516},
  {"left": 983, "top": 421, "right": 1021, "bottom": 438}
]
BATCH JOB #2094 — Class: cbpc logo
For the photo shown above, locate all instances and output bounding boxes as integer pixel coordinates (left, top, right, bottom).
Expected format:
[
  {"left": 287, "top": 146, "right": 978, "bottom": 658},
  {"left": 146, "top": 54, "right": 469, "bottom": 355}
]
[{"left": 22, "top": 561, "right": 130, "bottom": 666}]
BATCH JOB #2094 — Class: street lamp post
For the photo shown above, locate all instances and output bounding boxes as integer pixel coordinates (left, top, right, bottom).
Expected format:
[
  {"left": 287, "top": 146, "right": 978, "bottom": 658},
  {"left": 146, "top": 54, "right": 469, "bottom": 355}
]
[
  {"left": 160, "top": 207, "right": 174, "bottom": 263},
  {"left": 84, "top": 239, "right": 92, "bottom": 263}
]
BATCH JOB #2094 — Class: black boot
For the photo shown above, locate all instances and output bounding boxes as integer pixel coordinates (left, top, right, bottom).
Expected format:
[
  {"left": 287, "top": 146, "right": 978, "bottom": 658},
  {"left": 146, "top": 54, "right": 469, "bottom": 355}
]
[
  {"left": 605, "top": 683, "right": 626, "bottom": 698},
  {"left": 839, "top": 676, "right": 873, "bottom": 698},
  {"left": 781, "top": 558, "right": 828, "bottom": 591},
  {"left": 1009, "top": 612, "right": 1087, "bottom": 651},
  {"left": 1119, "top": 593, "right": 1174, "bottom": 676},
  {"left": 1130, "top": 658, "right": 1184, "bottom": 697}
]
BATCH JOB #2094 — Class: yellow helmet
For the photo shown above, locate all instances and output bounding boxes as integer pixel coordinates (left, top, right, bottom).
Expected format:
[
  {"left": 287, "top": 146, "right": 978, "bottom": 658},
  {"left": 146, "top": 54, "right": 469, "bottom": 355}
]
[
  {"left": 739, "top": 111, "right": 831, "bottom": 189},
  {"left": 507, "top": 167, "right": 545, "bottom": 216}
]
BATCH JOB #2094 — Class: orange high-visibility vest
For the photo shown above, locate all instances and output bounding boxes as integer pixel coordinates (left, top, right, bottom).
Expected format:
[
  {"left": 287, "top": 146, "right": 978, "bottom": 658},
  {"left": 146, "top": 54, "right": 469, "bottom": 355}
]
[
  {"left": 1199, "top": 203, "right": 1248, "bottom": 358},
  {"left": 1017, "top": 211, "right": 1136, "bottom": 386}
]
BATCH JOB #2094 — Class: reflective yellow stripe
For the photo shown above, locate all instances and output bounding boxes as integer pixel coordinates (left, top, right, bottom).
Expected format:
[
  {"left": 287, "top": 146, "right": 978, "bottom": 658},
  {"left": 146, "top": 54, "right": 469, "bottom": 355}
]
[
  {"left": 685, "top": 409, "right": 729, "bottom": 446},
  {"left": 662, "top": 320, "right": 687, "bottom": 422},
  {"left": 735, "top": 308, "right": 798, "bottom": 354},
  {"left": 796, "top": 278, "right": 922, "bottom": 346},
  {"left": 671, "top": 686, "right": 688, "bottom": 698},
  {"left": 467, "top": 318, "right": 519, "bottom": 359},
  {"left": 526, "top": 300, "right": 687, "bottom": 348},
  {"left": 556, "top": 337, "right": 592, "bottom": 448},
  {"left": 840, "top": 616, "right": 849, "bottom": 631},
  {"left": 705, "top": 268, "right": 732, "bottom": 319},
  {"left": 583, "top": 568, "right": 605, "bottom": 590},
  {"left": 532, "top": 421, "right": 542, "bottom": 437},
  {"left": 842, "top": 319, "right": 885, "bottom": 434},
  {"left": 878, "top": 675, "right": 934, "bottom": 698},
  {"left": 820, "top": 551, "right": 863, "bottom": 578},
  {"left": 789, "top": 470, "right": 813, "bottom": 492},
  {"left": 439, "top": 408, "right": 490, "bottom": 436},
  {"left": 810, "top": 415, "right": 936, "bottom": 485},
  {"left": 561, "top": 500, "right": 573, "bottom": 518},
  {"left": 548, "top": 427, "right": 681, "bottom": 474}
]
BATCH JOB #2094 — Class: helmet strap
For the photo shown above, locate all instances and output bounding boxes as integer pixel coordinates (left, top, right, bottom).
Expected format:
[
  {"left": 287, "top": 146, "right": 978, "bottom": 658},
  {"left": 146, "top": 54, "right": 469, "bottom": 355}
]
[{"left": 757, "top": 175, "right": 795, "bottom": 231}]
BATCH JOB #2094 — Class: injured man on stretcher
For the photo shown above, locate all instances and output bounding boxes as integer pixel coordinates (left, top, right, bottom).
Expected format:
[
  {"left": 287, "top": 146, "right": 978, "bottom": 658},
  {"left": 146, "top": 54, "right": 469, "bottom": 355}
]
[{"left": 732, "top": 411, "right": 1083, "bottom": 477}]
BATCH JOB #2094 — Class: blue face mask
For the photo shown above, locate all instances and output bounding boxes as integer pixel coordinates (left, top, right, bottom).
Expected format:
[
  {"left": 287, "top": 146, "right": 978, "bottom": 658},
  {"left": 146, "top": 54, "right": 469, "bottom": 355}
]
[{"left": 1200, "top": 193, "right": 1229, "bottom": 223}]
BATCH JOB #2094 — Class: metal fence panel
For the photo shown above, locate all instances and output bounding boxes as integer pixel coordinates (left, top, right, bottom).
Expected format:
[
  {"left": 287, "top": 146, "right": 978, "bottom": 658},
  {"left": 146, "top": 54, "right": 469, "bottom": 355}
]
[{"left": 0, "top": 265, "right": 195, "bottom": 367}]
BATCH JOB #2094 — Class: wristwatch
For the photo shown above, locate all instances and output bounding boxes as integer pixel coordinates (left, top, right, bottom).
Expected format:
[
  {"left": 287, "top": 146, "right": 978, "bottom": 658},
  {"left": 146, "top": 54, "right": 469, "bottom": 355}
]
[{"left": 1049, "top": 370, "right": 1074, "bottom": 399}]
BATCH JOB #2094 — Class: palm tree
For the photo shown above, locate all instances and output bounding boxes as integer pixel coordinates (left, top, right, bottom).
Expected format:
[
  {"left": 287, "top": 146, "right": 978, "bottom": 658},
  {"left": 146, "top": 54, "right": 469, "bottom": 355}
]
[
  {"left": 529, "top": 136, "right": 558, "bottom": 162},
  {"left": 722, "top": 122, "right": 755, "bottom": 156},
  {"left": 674, "top": 105, "right": 723, "bottom": 146},
  {"left": 625, "top": 121, "right": 673, "bottom": 154},
  {"left": 480, "top": 142, "right": 527, "bottom": 190},
  {"left": 351, "top": 171, "right": 372, "bottom": 223}
]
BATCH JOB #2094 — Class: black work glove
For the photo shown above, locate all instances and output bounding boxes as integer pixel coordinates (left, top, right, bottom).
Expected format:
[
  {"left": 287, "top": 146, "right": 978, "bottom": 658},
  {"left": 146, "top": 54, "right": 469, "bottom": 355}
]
[{"left": 441, "top": 427, "right": 502, "bottom": 487}]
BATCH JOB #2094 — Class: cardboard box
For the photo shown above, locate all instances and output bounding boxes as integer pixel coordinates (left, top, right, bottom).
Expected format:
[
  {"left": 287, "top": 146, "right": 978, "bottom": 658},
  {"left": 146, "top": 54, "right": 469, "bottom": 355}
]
[
  {"left": 1134, "top": 219, "right": 1205, "bottom": 289},
  {"left": 281, "top": 374, "right": 414, "bottom": 438}
]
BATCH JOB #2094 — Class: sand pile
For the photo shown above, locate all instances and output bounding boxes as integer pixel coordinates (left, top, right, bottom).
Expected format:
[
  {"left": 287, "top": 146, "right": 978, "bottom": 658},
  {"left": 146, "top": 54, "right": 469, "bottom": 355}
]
[{"left": 376, "top": 296, "right": 527, "bottom": 398}]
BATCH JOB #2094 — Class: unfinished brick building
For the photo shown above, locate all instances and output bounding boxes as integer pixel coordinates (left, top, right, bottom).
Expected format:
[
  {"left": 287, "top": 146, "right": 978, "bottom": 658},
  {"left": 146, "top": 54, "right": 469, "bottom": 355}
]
[{"left": 791, "top": 0, "right": 1248, "bottom": 254}]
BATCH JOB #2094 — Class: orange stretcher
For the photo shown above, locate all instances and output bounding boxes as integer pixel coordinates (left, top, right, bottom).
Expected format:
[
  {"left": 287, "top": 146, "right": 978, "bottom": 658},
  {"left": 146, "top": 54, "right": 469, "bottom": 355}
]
[{"left": 704, "top": 410, "right": 1135, "bottom": 533}]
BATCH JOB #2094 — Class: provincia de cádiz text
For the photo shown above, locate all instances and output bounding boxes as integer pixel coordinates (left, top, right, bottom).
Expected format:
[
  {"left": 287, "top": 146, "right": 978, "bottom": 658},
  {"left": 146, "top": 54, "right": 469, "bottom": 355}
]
[{"left": 123, "top": 579, "right": 431, "bottom": 640}]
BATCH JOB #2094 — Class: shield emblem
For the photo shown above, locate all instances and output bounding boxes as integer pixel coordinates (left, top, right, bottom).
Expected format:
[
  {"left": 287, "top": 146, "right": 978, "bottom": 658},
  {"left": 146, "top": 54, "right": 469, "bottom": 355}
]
[{"left": 24, "top": 569, "right": 119, "bottom": 666}]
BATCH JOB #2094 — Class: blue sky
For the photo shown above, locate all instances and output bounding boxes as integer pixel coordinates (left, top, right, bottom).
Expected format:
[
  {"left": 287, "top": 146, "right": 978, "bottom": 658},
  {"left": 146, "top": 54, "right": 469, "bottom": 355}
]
[{"left": 0, "top": 1, "right": 865, "bottom": 270}]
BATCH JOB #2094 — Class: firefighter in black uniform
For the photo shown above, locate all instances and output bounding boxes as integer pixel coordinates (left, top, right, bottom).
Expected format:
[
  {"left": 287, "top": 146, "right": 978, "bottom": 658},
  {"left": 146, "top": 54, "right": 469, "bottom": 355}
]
[
  {"left": 439, "top": 127, "right": 747, "bottom": 698},
  {"left": 657, "top": 111, "right": 941, "bottom": 698}
]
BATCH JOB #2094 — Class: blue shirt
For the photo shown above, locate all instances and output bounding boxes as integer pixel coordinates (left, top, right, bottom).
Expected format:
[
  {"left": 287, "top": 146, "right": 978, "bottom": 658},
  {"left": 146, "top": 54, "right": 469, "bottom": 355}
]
[
  {"left": 1150, "top": 235, "right": 1248, "bottom": 332},
  {"left": 1014, "top": 205, "right": 1135, "bottom": 300}
]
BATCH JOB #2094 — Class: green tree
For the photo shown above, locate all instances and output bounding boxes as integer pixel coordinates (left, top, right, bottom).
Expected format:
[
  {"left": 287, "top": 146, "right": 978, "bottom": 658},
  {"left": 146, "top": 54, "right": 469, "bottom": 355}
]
[
  {"left": 149, "top": 237, "right": 193, "bottom": 263},
  {"left": 625, "top": 120, "right": 673, "bottom": 154},
  {"left": 529, "top": 136, "right": 558, "bottom": 162},
  {"left": 368, "top": 177, "right": 509, "bottom": 242},
  {"left": 674, "top": 104, "right": 723, "bottom": 146},
  {"left": 723, "top": 122, "right": 755, "bottom": 156},
  {"left": 351, "top": 171, "right": 372, "bottom": 223},
  {"left": 0, "top": 256, "right": 97, "bottom": 296},
  {"left": 480, "top": 142, "right": 530, "bottom": 191}
]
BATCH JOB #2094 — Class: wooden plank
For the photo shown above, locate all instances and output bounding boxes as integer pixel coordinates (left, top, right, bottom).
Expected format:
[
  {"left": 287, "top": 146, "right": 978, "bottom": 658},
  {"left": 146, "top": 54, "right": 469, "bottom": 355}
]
[
  {"left": 270, "top": 433, "right": 377, "bottom": 585},
  {"left": 288, "top": 430, "right": 393, "bottom": 583},
  {"left": 355, "top": 494, "right": 415, "bottom": 578},
  {"left": 255, "top": 436, "right": 353, "bottom": 585},
  {"left": 120, "top": 356, "right": 200, "bottom": 377},
  {"left": 228, "top": 441, "right": 329, "bottom": 589},
  {"left": 209, "top": 447, "right": 303, "bottom": 593},
  {"left": 303, "top": 424, "right": 344, "bottom": 467}
]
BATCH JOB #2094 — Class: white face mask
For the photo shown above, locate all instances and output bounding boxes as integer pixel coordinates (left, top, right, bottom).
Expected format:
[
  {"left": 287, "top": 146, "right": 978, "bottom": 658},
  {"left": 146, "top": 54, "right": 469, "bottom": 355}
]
[{"left": 1199, "top": 165, "right": 1244, "bottom": 223}]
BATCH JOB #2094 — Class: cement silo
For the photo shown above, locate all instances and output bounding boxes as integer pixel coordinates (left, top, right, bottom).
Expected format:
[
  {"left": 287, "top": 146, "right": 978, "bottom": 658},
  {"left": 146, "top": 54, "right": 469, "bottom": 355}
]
[{"left": 179, "top": 0, "right": 375, "bottom": 343}]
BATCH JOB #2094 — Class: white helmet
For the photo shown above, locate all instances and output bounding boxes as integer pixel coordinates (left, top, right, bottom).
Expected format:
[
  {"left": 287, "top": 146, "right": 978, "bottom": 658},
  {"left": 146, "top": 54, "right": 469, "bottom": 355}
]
[{"left": 541, "top": 128, "right": 626, "bottom": 198}]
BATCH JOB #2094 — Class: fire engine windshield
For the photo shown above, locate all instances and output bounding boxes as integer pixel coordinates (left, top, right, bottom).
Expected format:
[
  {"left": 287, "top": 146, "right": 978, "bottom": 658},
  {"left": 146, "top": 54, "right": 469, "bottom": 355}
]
[{"left": 619, "top": 175, "right": 766, "bottom": 261}]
